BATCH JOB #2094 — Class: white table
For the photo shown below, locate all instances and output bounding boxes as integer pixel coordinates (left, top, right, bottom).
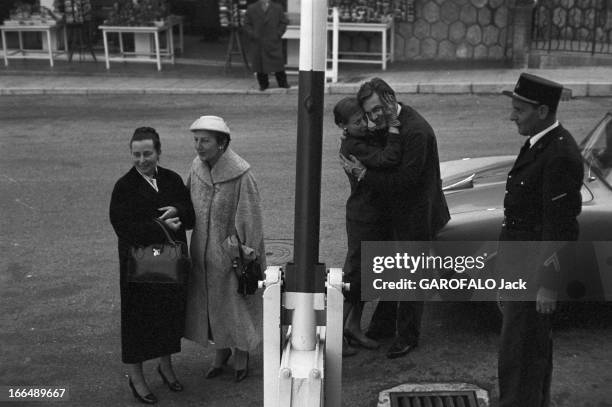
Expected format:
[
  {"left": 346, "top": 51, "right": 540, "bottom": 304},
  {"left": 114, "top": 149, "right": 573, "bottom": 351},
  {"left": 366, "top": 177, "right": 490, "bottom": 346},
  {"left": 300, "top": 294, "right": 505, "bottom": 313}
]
[
  {"left": 1, "top": 23, "right": 68, "bottom": 67},
  {"left": 331, "top": 21, "right": 394, "bottom": 70},
  {"left": 99, "top": 20, "right": 182, "bottom": 71},
  {"left": 283, "top": 20, "right": 394, "bottom": 70}
]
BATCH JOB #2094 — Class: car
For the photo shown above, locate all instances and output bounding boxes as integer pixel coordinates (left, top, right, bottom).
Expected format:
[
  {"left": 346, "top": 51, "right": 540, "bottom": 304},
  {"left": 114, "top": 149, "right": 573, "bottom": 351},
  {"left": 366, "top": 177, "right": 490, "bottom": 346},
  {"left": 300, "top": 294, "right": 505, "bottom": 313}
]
[{"left": 433, "top": 112, "right": 612, "bottom": 303}]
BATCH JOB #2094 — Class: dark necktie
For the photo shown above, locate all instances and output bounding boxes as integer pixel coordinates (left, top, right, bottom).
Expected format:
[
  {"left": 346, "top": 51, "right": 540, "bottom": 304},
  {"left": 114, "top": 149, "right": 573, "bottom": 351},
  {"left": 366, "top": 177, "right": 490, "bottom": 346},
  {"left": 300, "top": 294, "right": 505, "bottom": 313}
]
[{"left": 516, "top": 138, "right": 531, "bottom": 160}]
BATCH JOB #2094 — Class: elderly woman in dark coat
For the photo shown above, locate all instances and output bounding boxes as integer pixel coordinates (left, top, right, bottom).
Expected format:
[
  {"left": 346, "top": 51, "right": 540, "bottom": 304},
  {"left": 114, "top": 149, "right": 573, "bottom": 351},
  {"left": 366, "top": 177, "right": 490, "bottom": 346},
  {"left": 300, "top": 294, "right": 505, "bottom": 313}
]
[
  {"left": 109, "top": 127, "right": 195, "bottom": 404},
  {"left": 243, "top": 0, "right": 290, "bottom": 91}
]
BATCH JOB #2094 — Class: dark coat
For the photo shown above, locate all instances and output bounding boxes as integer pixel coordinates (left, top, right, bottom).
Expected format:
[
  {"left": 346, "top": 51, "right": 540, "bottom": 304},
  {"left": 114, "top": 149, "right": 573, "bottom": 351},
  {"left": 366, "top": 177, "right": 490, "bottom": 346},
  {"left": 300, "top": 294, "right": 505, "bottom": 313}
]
[
  {"left": 498, "top": 124, "right": 583, "bottom": 292},
  {"left": 340, "top": 132, "right": 395, "bottom": 303},
  {"left": 109, "top": 166, "right": 195, "bottom": 363},
  {"left": 340, "top": 131, "right": 393, "bottom": 224},
  {"left": 360, "top": 103, "right": 450, "bottom": 240},
  {"left": 243, "top": 0, "right": 288, "bottom": 73}
]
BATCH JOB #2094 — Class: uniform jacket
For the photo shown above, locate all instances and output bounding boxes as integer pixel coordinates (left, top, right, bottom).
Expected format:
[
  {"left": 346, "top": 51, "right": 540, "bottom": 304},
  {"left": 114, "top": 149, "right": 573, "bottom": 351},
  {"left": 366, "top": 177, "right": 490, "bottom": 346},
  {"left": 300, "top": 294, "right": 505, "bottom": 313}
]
[
  {"left": 243, "top": 0, "right": 288, "bottom": 73},
  {"left": 498, "top": 124, "right": 583, "bottom": 293},
  {"left": 184, "top": 148, "right": 266, "bottom": 351},
  {"left": 360, "top": 103, "right": 450, "bottom": 240}
]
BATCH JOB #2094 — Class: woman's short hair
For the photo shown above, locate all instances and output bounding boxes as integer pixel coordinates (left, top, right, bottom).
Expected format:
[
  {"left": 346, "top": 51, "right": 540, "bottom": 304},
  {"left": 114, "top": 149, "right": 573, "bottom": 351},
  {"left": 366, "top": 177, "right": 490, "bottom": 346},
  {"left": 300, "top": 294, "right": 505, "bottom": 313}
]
[
  {"left": 131, "top": 127, "right": 161, "bottom": 154},
  {"left": 333, "top": 97, "right": 362, "bottom": 126}
]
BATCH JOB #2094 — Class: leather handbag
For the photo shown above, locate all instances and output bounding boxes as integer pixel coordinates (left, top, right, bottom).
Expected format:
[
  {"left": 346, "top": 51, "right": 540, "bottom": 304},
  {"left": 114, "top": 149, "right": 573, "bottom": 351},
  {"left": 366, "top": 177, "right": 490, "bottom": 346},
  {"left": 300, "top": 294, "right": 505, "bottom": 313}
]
[
  {"left": 127, "top": 218, "right": 190, "bottom": 284},
  {"left": 233, "top": 235, "right": 262, "bottom": 296}
]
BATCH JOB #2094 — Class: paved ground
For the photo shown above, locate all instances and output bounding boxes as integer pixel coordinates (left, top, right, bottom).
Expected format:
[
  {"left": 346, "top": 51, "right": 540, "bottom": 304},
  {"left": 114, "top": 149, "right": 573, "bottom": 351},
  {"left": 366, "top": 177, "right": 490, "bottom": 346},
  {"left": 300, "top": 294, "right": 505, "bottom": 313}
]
[{"left": 2, "top": 93, "right": 612, "bottom": 407}]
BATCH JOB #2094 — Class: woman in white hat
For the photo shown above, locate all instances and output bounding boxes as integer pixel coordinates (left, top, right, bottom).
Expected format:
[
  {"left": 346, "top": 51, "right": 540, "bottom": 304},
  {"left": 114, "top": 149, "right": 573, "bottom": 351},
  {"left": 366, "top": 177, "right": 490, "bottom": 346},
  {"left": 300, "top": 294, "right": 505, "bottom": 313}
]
[{"left": 184, "top": 115, "right": 266, "bottom": 382}]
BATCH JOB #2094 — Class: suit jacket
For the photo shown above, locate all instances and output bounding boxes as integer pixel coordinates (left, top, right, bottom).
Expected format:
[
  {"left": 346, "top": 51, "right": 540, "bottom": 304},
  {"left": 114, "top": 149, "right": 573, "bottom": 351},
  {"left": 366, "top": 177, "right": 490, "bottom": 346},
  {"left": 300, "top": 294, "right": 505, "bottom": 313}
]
[
  {"left": 360, "top": 103, "right": 450, "bottom": 240},
  {"left": 243, "top": 0, "right": 288, "bottom": 73},
  {"left": 498, "top": 124, "right": 583, "bottom": 292}
]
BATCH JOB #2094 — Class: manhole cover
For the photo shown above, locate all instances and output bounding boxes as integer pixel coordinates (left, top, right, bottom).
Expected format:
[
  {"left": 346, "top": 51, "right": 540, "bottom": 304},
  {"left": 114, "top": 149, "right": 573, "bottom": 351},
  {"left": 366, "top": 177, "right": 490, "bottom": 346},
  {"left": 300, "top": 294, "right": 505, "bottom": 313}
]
[
  {"left": 390, "top": 390, "right": 478, "bottom": 407},
  {"left": 264, "top": 239, "right": 293, "bottom": 265}
]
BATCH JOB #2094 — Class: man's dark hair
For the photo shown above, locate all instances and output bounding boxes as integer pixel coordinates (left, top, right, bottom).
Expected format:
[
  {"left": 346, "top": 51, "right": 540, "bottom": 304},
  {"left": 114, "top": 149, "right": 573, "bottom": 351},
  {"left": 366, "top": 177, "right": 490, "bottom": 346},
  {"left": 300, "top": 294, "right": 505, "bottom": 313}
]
[
  {"left": 356, "top": 77, "right": 396, "bottom": 107},
  {"left": 131, "top": 127, "right": 161, "bottom": 154}
]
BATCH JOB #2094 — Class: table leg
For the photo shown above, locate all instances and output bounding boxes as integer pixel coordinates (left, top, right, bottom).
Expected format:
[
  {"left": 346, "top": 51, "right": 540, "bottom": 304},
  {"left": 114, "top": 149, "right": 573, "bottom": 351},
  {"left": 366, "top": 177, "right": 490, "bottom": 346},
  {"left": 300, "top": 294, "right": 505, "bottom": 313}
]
[
  {"left": 382, "top": 28, "right": 387, "bottom": 70},
  {"left": 179, "top": 21, "right": 184, "bottom": 54},
  {"left": 1, "top": 30, "right": 8, "bottom": 66},
  {"left": 118, "top": 32, "right": 124, "bottom": 56},
  {"left": 154, "top": 31, "right": 161, "bottom": 71},
  {"left": 18, "top": 31, "right": 23, "bottom": 52},
  {"left": 390, "top": 22, "right": 395, "bottom": 63},
  {"left": 168, "top": 28, "right": 175, "bottom": 64},
  {"left": 63, "top": 24, "right": 68, "bottom": 54},
  {"left": 103, "top": 30, "right": 110, "bottom": 69},
  {"left": 46, "top": 29, "right": 54, "bottom": 67}
]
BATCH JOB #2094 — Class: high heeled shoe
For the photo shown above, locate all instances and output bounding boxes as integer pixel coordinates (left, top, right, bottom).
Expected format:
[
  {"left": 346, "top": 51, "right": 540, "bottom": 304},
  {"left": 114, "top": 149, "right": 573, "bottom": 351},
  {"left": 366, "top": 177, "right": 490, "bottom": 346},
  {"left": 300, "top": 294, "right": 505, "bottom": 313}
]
[
  {"left": 344, "top": 329, "right": 380, "bottom": 350},
  {"left": 234, "top": 352, "right": 249, "bottom": 382},
  {"left": 128, "top": 378, "right": 158, "bottom": 405},
  {"left": 157, "top": 365, "right": 184, "bottom": 392},
  {"left": 205, "top": 349, "right": 232, "bottom": 379}
]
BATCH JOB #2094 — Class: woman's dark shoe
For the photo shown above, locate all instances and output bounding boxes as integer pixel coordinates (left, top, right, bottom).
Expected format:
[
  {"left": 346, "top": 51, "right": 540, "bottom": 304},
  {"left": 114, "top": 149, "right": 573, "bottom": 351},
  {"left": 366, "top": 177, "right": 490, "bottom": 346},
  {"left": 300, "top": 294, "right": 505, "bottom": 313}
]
[
  {"left": 344, "top": 329, "right": 380, "bottom": 350},
  {"left": 157, "top": 365, "right": 184, "bottom": 392},
  {"left": 128, "top": 378, "right": 158, "bottom": 405},
  {"left": 205, "top": 349, "right": 232, "bottom": 379},
  {"left": 234, "top": 352, "right": 249, "bottom": 382}
]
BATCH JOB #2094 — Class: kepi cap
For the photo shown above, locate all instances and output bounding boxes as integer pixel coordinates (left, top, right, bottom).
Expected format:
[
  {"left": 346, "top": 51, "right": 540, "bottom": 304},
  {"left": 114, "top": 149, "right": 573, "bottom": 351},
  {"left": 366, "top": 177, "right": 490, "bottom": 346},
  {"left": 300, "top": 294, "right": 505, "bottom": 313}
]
[
  {"left": 502, "top": 73, "right": 564, "bottom": 111},
  {"left": 189, "top": 115, "right": 230, "bottom": 134}
]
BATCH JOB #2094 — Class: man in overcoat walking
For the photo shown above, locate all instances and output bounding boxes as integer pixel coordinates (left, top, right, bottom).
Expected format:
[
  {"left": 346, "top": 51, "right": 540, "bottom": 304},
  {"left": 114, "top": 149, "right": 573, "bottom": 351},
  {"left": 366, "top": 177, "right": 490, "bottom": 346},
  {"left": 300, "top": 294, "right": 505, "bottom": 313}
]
[
  {"left": 497, "top": 73, "right": 584, "bottom": 407},
  {"left": 243, "top": 0, "right": 290, "bottom": 91}
]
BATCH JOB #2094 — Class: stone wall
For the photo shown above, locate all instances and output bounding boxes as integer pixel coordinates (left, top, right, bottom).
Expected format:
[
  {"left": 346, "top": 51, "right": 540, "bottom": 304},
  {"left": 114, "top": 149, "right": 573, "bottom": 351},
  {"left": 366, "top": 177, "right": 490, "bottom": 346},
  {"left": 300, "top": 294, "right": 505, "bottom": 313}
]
[{"left": 339, "top": 0, "right": 514, "bottom": 61}]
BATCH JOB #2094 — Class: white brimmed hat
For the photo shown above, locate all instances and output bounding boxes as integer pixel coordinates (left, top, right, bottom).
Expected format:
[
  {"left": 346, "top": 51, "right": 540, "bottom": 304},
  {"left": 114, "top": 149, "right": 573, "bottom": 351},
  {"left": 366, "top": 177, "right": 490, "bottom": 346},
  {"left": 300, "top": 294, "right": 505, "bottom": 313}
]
[{"left": 189, "top": 115, "right": 230, "bottom": 134}]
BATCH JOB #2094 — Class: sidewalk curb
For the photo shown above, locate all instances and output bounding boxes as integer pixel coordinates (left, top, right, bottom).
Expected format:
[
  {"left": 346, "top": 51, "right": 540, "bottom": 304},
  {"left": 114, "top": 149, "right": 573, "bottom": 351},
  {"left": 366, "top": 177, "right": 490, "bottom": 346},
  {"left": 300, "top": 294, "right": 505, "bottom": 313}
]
[{"left": 2, "top": 82, "right": 612, "bottom": 96}]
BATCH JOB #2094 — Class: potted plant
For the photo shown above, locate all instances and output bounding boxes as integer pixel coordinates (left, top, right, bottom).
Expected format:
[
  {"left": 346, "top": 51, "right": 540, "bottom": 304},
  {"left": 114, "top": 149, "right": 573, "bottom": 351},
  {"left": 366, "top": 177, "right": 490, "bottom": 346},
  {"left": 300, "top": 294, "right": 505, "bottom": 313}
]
[{"left": 104, "top": 0, "right": 169, "bottom": 26}]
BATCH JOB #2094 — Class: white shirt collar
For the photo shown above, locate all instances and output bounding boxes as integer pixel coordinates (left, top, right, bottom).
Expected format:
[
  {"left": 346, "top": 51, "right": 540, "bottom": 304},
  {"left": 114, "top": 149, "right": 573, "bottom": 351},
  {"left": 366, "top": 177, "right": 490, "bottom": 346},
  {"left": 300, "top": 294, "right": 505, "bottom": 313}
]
[
  {"left": 135, "top": 166, "right": 159, "bottom": 192},
  {"left": 529, "top": 120, "right": 559, "bottom": 148}
]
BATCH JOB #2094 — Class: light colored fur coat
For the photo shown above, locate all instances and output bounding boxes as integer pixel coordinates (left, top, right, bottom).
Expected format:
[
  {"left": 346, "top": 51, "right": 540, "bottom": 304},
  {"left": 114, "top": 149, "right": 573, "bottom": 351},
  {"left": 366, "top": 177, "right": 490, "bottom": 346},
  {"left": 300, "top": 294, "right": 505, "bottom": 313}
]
[{"left": 184, "top": 148, "right": 266, "bottom": 351}]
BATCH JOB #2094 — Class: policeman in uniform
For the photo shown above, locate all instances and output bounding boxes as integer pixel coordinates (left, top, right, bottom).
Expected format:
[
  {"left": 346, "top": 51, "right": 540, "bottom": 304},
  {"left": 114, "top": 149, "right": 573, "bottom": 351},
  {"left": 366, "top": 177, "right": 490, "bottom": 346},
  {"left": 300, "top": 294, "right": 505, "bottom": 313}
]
[{"left": 497, "top": 73, "right": 584, "bottom": 407}]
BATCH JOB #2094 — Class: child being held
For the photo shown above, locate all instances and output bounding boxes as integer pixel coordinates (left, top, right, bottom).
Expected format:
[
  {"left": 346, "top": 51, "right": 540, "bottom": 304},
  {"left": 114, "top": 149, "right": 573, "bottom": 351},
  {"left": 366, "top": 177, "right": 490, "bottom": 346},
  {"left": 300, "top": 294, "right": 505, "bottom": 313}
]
[{"left": 334, "top": 96, "right": 402, "bottom": 172}]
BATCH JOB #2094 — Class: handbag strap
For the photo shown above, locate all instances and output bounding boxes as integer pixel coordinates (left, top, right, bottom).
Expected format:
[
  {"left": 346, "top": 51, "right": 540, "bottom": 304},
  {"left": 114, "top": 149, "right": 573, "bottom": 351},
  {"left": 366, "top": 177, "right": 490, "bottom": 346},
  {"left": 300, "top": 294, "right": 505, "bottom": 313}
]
[
  {"left": 153, "top": 218, "right": 177, "bottom": 244},
  {"left": 235, "top": 233, "right": 247, "bottom": 263}
]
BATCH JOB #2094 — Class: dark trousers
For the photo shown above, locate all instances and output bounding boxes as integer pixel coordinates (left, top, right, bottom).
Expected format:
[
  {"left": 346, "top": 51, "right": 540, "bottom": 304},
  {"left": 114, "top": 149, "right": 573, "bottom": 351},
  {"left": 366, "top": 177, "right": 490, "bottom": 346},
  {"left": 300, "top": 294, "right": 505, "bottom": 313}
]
[
  {"left": 367, "top": 239, "right": 429, "bottom": 345},
  {"left": 256, "top": 71, "right": 288, "bottom": 88},
  {"left": 498, "top": 301, "right": 553, "bottom": 407},
  {"left": 368, "top": 300, "right": 423, "bottom": 345}
]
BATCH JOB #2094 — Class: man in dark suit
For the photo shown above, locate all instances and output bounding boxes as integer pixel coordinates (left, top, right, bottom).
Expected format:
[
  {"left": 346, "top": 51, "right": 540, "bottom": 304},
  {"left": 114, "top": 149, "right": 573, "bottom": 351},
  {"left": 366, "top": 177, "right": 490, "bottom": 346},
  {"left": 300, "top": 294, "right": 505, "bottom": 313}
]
[
  {"left": 497, "top": 73, "right": 583, "bottom": 406},
  {"left": 343, "top": 78, "right": 450, "bottom": 359}
]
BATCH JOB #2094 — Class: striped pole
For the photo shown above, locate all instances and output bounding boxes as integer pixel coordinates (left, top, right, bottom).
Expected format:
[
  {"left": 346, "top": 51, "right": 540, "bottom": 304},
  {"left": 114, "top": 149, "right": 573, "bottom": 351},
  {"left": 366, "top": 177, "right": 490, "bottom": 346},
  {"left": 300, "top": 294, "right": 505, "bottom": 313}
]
[{"left": 289, "top": 0, "right": 328, "bottom": 351}]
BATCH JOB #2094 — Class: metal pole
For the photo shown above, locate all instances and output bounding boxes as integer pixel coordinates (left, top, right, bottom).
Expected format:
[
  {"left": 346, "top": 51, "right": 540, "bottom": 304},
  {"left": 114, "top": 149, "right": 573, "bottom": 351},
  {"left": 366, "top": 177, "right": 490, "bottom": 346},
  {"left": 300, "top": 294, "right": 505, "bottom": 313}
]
[{"left": 289, "top": 0, "right": 327, "bottom": 351}]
